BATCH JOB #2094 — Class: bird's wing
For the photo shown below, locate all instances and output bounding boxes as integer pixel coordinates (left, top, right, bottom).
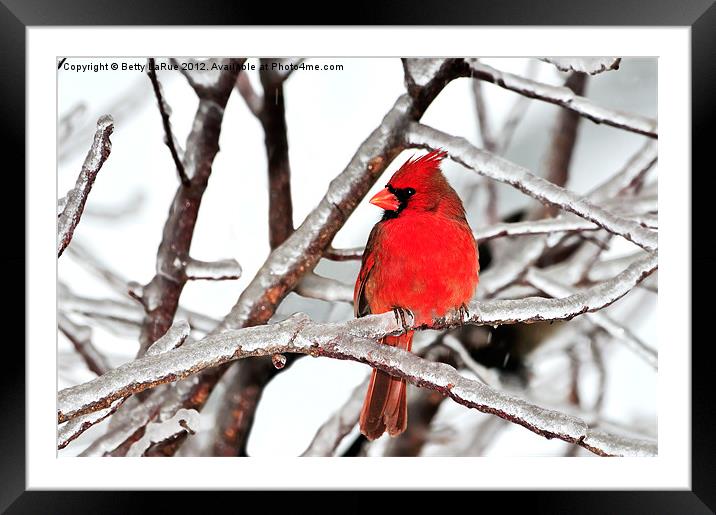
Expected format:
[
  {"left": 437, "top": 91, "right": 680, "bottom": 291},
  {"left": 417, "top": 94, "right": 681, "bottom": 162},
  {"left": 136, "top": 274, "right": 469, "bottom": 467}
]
[{"left": 354, "top": 223, "right": 382, "bottom": 318}]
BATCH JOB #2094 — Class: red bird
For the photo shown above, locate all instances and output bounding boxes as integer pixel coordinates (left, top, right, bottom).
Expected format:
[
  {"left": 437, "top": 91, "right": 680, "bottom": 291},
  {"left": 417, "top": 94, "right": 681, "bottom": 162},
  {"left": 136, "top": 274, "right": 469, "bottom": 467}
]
[{"left": 355, "top": 149, "right": 479, "bottom": 440}]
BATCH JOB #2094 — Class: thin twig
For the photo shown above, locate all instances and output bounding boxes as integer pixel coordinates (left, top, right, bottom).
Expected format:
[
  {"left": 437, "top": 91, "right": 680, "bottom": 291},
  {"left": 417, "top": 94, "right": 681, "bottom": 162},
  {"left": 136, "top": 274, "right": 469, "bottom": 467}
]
[
  {"left": 466, "top": 59, "right": 657, "bottom": 138},
  {"left": 184, "top": 258, "right": 242, "bottom": 281},
  {"left": 147, "top": 58, "right": 189, "bottom": 187},
  {"left": 406, "top": 123, "right": 658, "bottom": 251},
  {"left": 57, "top": 115, "right": 114, "bottom": 257},
  {"left": 137, "top": 59, "right": 243, "bottom": 356},
  {"left": 57, "top": 320, "right": 189, "bottom": 450},
  {"left": 58, "top": 313, "right": 110, "bottom": 376}
]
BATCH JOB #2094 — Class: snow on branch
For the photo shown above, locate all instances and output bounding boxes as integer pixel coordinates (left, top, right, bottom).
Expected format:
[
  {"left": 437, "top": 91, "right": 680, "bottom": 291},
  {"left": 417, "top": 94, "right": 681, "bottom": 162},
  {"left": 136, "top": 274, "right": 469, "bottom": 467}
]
[
  {"left": 185, "top": 257, "right": 242, "bottom": 281},
  {"left": 406, "top": 123, "right": 658, "bottom": 251},
  {"left": 57, "top": 115, "right": 114, "bottom": 257},
  {"left": 465, "top": 59, "right": 656, "bottom": 138},
  {"left": 541, "top": 57, "right": 621, "bottom": 75}
]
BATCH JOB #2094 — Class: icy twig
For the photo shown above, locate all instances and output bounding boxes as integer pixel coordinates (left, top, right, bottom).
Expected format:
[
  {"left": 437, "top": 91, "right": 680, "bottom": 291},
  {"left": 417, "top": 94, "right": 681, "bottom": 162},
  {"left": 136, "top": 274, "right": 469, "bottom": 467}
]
[
  {"left": 147, "top": 58, "right": 189, "bottom": 187},
  {"left": 301, "top": 376, "right": 370, "bottom": 457},
  {"left": 126, "top": 408, "right": 200, "bottom": 457},
  {"left": 185, "top": 258, "right": 242, "bottom": 281},
  {"left": 137, "top": 59, "right": 242, "bottom": 355},
  {"left": 57, "top": 115, "right": 114, "bottom": 257},
  {"left": 295, "top": 272, "right": 353, "bottom": 304},
  {"left": 466, "top": 59, "right": 657, "bottom": 137},
  {"left": 406, "top": 123, "right": 658, "bottom": 251},
  {"left": 541, "top": 57, "right": 621, "bottom": 75},
  {"left": 58, "top": 313, "right": 110, "bottom": 377},
  {"left": 57, "top": 397, "right": 126, "bottom": 450},
  {"left": 56, "top": 320, "right": 189, "bottom": 450}
]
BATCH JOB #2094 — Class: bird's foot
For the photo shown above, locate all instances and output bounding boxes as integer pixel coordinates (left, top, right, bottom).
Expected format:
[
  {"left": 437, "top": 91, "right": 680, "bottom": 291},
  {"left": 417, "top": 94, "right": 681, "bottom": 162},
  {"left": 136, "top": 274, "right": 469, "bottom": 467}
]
[
  {"left": 457, "top": 303, "right": 470, "bottom": 324},
  {"left": 392, "top": 307, "right": 414, "bottom": 332}
]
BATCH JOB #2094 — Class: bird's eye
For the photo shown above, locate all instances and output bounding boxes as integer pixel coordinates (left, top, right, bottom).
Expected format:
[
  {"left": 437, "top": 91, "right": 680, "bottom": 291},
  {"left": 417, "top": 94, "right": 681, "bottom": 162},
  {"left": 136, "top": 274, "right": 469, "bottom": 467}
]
[{"left": 406, "top": 188, "right": 416, "bottom": 196}]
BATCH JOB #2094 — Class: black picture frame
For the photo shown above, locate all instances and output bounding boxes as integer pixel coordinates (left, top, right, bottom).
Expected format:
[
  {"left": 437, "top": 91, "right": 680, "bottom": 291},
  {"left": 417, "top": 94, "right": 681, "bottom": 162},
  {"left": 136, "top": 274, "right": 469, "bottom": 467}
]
[{"left": 3, "top": 0, "right": 712, "bottom": 512}]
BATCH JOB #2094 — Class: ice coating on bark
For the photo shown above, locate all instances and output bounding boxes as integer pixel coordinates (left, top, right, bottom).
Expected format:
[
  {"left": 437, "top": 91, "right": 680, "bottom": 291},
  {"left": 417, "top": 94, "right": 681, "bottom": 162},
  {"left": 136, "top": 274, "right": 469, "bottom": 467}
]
[
  {"left": 466, "top": 59, "right": 657, "bottom": 137},
  {"left": 301, "top": 376, "right": 369, "bottom": 456},
  {"left": 57, "top": 115, "right": 114, "bottom": 256},
  {"left": 126, "top": 408, "right": 200, "bottom": 457},
  {"left": 296, "top": 272, "right": 353, "bottom": 303},
  {"left": 406, "top": 123, "right": 658, "bottom": 251},
  {"left": 56, "top": 246, "right": 655, "bottom": 457},
  {"left": 403, "top": 58, "right": 447, "bottom": 87},
  {"left": 541, "top": 57, "right": 621, "bottom": 75},
  {"left": 526, "top": 268, "right": 657, "bottom": 368},
  {"left": 145, "top": 320, "right": 191, "bottom": 356},
  {"left": 582, "top": 427, "right": 657, "bottom": 457},
  {"left": 185, "top": 258, "right": 242, "bottom": 281}
]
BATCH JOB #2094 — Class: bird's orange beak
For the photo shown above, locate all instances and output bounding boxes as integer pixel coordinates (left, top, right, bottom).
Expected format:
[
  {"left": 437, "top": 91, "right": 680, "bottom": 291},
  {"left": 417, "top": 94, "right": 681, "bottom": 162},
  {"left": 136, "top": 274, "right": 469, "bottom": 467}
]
[{"left": 369, "top": 188, "right": 400, "bottom": 211}]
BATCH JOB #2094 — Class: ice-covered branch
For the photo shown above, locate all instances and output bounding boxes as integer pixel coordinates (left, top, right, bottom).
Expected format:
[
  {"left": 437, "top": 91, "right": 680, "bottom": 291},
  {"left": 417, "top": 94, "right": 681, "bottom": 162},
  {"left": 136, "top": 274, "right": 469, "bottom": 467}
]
[
  {"left": 58, "top": 313, "right": 110, "bottom": 377},
  {"left": 57, "top": 302, "right": 656, "bottom": 456},
  {"left": 406, "top": 123, "right": 658, "bottom": 251},
  {"left": 58, "top": 252, "right": 655, "bottom": 422},
  {"left": 185, "top": 257, "right": 242, "bottom": 281},
  {"left": 466, "top": 59, "right": 656, "bottom": 137},
  {"left": 57, "top": 115, "right": 114, "bottom": 257},
  {"left": 301, "top": 376, "right": 369, "bottom": 457},
  {"left": 541, "top": 57, "right": 621, "bottom": 75},
  {"left": 137, "top": 59, "right": 242, "bottom": 355},
  {"left": 147, "top": 58, "right": 189, "bottom": 187},
  {"left": 295, "top": 272, "right": 354, "bottom": 303},
  {"left": 541, "top": 71, "right": 588, "bottom": 197},
  {"left": 57, "top": 320, "right": 189, "bottom": 450},
  {"left": 525, "top": 268, "right": 657, "bottom": 369},
  {"left": 57, "top": 397, "right": 126, "bottom": 450},
  {"left": 324, "top": 206, "right": 653, "bottom": 263}
]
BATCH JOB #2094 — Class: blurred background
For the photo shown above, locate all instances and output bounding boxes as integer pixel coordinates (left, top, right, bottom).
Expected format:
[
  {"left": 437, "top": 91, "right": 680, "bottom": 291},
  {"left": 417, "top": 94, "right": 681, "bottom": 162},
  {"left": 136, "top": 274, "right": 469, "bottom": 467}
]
[{"left": 58, "top": 57, "right": 657, "bottom": 457}]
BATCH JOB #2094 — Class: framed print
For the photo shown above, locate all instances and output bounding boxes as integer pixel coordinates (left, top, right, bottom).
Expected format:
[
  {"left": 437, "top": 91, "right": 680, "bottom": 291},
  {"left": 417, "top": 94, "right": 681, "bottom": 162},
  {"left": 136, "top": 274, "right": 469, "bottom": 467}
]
[{"left": 3, "top": 0, "right": 713, "bottom": 512}]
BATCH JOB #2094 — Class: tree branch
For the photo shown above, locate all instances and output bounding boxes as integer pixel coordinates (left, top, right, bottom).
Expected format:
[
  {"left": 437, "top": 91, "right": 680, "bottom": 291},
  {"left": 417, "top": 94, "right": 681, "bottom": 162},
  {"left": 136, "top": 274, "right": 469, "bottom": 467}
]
[
  {"left": 58, "top": 250, "right": 655, "bottom": 421},
  {"left": 147, "top": 58, "right": 189, "bottom": 187},
  {"left": 134, "top": 59, "right": 471, "bottom": 456},
  {"left": 541, "top": 57, "right": 621, "bottom": 75},
  {"left": 466, "top": 59, "right": 656, "bottom": 138},
  {"left": 57, "top": 115, "right": 114, "bottom": 257},
  {"left": 57, "top": 320, "right": 189, "bottom": 450},
  {"left": 526, "top": 268, "right": 657, "bottom": 369},
  {"left": 184, "top": 257, "right": 242, "bottom": 281},
  {"left": 137, "top": 59, "right": 243, "bottom": 356},
  {"left": 57, "top": 275, "right": 657, "bottom": 458},
  {"left": 405, "top": 123, "right": 658, "bottom": 251},
  {"left": 58, "top": 313, "right": 110, "bottom": 376},
  {"left": 300, "top": 376, "right": 369, "bottom": 457}
]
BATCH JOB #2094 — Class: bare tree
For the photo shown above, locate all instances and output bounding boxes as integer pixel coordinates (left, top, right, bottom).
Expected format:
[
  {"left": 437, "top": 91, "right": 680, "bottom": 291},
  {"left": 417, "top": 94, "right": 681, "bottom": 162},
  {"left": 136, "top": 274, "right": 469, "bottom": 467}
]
[{"left": 58, "top": 57, "right": 658, "bottom": 458}]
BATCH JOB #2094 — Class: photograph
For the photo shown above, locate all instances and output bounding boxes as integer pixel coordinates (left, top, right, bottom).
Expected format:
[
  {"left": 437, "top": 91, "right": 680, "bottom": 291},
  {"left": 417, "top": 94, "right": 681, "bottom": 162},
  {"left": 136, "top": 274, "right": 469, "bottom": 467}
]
[{"left": 56, "top": 56, "right": 659, "bottom": 459}]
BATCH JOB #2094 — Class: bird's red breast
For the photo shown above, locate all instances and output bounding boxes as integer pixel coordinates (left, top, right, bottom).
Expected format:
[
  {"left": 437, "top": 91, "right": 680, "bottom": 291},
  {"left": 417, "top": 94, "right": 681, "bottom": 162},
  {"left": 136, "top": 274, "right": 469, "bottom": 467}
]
[
  {"left": 355, "top": 149, "right": 479, "bottom": 440},
  {"left": 354, "top": 149, "right": 479, "bottom": 325}
]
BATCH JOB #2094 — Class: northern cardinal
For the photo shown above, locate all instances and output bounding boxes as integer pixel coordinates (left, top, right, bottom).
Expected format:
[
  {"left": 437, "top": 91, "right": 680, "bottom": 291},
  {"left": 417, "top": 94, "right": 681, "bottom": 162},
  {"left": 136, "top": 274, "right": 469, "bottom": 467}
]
[{"left": 355, "top": 149, "right": 479, "bottom": 440}]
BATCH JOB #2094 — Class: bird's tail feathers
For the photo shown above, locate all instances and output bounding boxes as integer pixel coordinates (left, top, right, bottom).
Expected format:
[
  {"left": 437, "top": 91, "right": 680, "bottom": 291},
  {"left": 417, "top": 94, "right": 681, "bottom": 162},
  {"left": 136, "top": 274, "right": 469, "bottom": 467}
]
[{"left": 359, "top": 333, "right": 413, "bottom": 440}]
